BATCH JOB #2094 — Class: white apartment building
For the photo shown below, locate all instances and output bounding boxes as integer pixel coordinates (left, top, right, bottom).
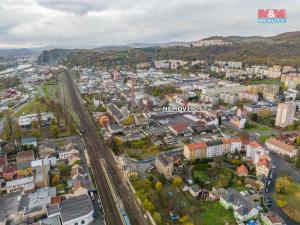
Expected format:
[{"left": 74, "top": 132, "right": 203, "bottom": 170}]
[
  {"left": 238, "top": 92, "right": 258, "bottom": 102},
  {"left": 275, "top": 102, "right": 296, "bottom": 128},
  {"left": 219, "top": 93, "right": 238, "bottom": 105},
  {"left": 6, "top": 176, "right": 34, "bottom": 193},
  {"left": 206, "top": 140, "right": 224, "bottom": 158},
  {"left": 265, "top": 138, "right": 298, "bottom": 158},
  {"left": 202, "top": 84, "right": 247, "bottom": 96}
]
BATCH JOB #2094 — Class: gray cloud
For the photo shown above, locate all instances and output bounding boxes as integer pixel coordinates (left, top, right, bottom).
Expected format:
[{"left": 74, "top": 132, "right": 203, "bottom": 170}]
[{"left": 0, "top": 0, "right": 299, "bottom": 48}]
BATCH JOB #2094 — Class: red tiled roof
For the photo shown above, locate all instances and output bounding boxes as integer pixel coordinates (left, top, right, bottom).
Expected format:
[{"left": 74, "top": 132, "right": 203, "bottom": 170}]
[
  {"left": 187, "top": 141, "right": 207, "bottom": 150},
  {"left": 247, "top": 141, "right": 261, "bottom": 148},
  {"left": 170, "top": 123, "right": 189, "bottom": 132},
  {"left": 51, "top": 197, "right": 62, "bottom": 204},
  {"left": 266, "top": 138, "right": 296, "bottom": 153},
  {"left": 3, "top": 165, "right": 17, "bottom": 173},
  {"left": 257, "top": 158, "right": 271, "bottom": 168},
  {"left": 16, "top": 150, "right": 34, "bottom": 159},
  {"left": 236, "top": 164, "right": 248, "bottom": 176},
  {"left": 223, "top": 138, "right": 241, "bottom": 144}
]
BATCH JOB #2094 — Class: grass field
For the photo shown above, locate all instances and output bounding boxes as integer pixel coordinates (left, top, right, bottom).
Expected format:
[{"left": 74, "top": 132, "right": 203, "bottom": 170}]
[
  {"left": 16, "top": 98, "right": 50, "bottom": 116},
  {"left": 244, "top": 120, "right": 272, "bottom": 132},
  {"left": 131, "top": 176, "right": 237, "bottom": 225},
  {"left": 275, "top": 182, "right": 300, "bottom": 222}
]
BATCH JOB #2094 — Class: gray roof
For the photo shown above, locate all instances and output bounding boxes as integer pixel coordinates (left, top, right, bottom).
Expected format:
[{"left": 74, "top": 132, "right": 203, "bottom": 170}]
[
  {"left": 60, "top": 195, "right": 94, "bottom": 223},
  {"left": 47, "top": 204, "right": 60, "bottom": 216},
  {"left": 222, "top": 188, "right": 254, "bottom": 209},
  {"left": 156, "top": 154, "right": 173, "bottom": 167},
  {"left": 41, "top": 215, "right": 62, "bottom": 225}
]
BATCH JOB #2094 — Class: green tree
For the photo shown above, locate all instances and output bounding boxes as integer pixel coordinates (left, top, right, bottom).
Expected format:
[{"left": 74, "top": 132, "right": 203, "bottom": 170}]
[
  {"left": 155, "top": 181, "right": 162, "bottom": 192},
  {"left": 143, "top": 199, "right": 155, "bottom": 213},
  {"left": 51, "top": 174, "right": 60, "bottom": 186},
  {"left": 172, "top": 176, "right": 183, "bottom": 188},
  {"left": 31, "top": 129, "right": 41, "bottom": 138},
  {"left": 13, "top": 123, "right": 22, "bottom": 140},
  {"left": 50, "top": 124, "right": 59, "bottom": 138},
  {"left": 142, "top": 178, "right": 152, "bottom": 191},
  {"left": 152, "top": 212, "right": 162, "bottom": 225},
  {"left": 275, "top": 176, "right": 292, "bottom": 194}
]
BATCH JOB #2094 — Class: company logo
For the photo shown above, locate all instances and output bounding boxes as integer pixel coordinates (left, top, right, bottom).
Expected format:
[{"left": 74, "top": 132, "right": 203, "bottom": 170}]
[{"left": 258, "top": 9, "right": 286, "bottom": 23}]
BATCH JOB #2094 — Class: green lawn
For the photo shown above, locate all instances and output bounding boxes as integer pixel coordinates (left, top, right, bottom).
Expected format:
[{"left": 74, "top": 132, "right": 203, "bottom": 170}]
[
  {"left": 130, "top": 175, "right": 237, "bottom": 225},
  {"left": 275, "top": 182, "right": 300, "bottom": 223},
  {"left": 16, "top": 98, "right": 50, "bottom": 116},
  {"left": 244, "top": 120, "right": 272, "bottom": 132},
  {"left": 200, "top": 201, "right": 237, "bottom": 225}
]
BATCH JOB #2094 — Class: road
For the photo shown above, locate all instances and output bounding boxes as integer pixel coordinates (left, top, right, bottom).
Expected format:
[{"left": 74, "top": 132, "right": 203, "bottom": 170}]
[
  {"left": 63, "top": 69, "right": 148, "bottom": 225},
  {"left": 224, "top": 121, "right": 300, "bottom": 224},
  {"left": 264, "top": 153, "right": 300, "bottom": 225}
]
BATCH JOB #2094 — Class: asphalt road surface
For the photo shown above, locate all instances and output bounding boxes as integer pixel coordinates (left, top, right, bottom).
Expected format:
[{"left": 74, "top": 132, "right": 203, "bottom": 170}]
[
  {"left": 63, "top": 69, "right": 148, "bottom": 225},
  {"left": 264, "top": 153, "right": 300, "bottom": 225}
]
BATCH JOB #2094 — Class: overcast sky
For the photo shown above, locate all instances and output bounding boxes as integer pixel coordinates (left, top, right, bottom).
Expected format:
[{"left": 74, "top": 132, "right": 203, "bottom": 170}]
[{"left": 0, "top": 0, "right": 299, "bottom": 48}]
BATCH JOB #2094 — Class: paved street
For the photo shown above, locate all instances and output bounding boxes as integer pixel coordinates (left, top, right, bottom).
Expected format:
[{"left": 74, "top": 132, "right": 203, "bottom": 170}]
[{"left": 264, "top": 153, "right": 300, "bottom": 225}]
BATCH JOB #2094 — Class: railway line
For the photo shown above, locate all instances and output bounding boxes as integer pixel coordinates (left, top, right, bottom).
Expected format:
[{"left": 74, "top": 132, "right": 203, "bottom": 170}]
[{"left": 62, "top": 69, "right": 148, "bottom": 225}]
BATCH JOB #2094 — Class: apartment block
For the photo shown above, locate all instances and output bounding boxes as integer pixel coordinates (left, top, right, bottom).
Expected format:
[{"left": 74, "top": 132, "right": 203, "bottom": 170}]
[{"left": 275, "top": 102, "right": 296, "bottom": 128}]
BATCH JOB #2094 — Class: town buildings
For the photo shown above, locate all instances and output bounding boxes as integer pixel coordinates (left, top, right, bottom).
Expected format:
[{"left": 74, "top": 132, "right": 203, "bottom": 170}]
[
  {"left": 155, "top": 153, "right": 174, "bottom": 179},
  {"left": 275, "top": 102, "right": 296, "bottom": 128},
  {"left": 265, "top": 138, "right": 298, "bottom": 158}
]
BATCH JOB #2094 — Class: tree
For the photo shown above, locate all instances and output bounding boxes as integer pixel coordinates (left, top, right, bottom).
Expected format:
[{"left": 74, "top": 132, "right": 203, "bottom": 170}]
[
  {"left": 142, "top": 178, "right": 152, "bottom": 191},
  {"left": 275, "top": 176, "right": 292, "bottom": 194},
  {"left": 257, "top": 109, "right": 272, "bottom": 120},
  {"left": 143, "top": 199, "right": 155, "bottom": 213},
  {"left": 50, "top": 124, "right": 59, "bottom": 138},
  {"left": 155, "top": 181, "right": 162, "bottom": 192},
  {"left": 276, "top": 199, "right": 287, "bottom": 208},
  {"left": 4, "top": 109, "right": 13, "bottom": 136},
  {"left": 31, "top": 129, "right": 41, "bottom": 138},
  {"left": 250, "top": 113, "right": 257, "bottom": 122},
  {"left": 51, "top": 174, "right": 60, "bottom": 186},
  {"left": 172, "top": 176, "right": 183, "bottom": 188},
  {"left": 296, "top": 136, "right": 300, "bottom": 145},
  {"left": 59, "top": 163, "right": 71, "bottom": 178},
  {"left": 13, "top": 123, "right": 22, "bottom": 140},
  {"left": 179, "top": 215, "right": 190, "bottom": 223},
  {"left": 152, "top": 212, "right": 162, "bottom": 225}
]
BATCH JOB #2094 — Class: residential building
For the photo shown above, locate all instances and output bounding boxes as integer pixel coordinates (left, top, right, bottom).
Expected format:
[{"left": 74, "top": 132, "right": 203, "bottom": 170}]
[
  {"left": 236, "top": 164, "right": 248, "bottom": 177},
  {"left": 21, "top": 137, "right": 37, "bottom": 147},
  {"left": 133, "top": 113, "right": 150, "bottom": 126},
  {"left": 2, "top": 165, "right": 17, "bottom": 180},
  {"left": 261, "top": 212, "right": 285, "bottom": 225},
  {"left": 19, "top": 113, "right": 55, "bottom": 129},
  {"left": 206, "top": 139, "right": 224, "bottom": 158},
  {"left": 265, "top": 138, "right": 298, "bottom": 157},
  {"left": 246, "top": 141, "right": 264, "bottom": 160},
  {"left": 168, "top": 123, "right": 191, "bottom": 136},
  {"left": 220, "top": 188, "right": 258, "bottom": 223},
  {"left": 238, "top": 92, "right": 259, "bottom": 102},
  {"left": 59, "top": 195, "right": 94, "bottom": 225},
  {"left": 188, "top": 184, "right": 201, "bottom": 197},
  {"left": 256, "top": 159, "right": 271, "bottom": 177},
  {"left": 184, "top": 141, "right": 207, "bottom": 161},
  {"left": 16, "top": 150, "right": 35, "bottom": 164},
  {"left": 6, "top": 176, "right": 34, "bottom": 193},
  {"left": 106, "top": 103, "right": 126, "bottom": 124},
  {"left": 230, "top": 117, "right": 246, "bottom": 129},
  {"left": 155, "top": 154, "right": 174, "bottom": 179},
  {"left": 209, "top": 187, "right": 226, "bottom": 201},
  {"left": 223, "top": 138, "right": 242, "bottom": 154},
  {"left": 219, "top": 93, "right": 238, "bottom": 105},
  {"left": 275, "top": 102, "right": 296, "bottom": 128}
]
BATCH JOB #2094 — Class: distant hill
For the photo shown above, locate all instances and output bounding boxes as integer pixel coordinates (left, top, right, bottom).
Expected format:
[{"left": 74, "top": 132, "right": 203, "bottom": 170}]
[
  {"left": 37, "top": 31, "right": 300, "bottom": 66},
  {"left": 0, "top": 48, "right": 42, "bottom": 57}
]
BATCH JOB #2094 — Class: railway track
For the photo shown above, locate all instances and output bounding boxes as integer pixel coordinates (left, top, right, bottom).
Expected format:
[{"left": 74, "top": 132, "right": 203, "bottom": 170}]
[{"left": 62, "top": 69, "right": 148, "bottom": 225}]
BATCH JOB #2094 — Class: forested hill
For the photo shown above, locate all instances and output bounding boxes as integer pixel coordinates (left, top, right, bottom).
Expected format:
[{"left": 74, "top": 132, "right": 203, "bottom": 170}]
[{"left": 37, "top": 31, "right": 300, "bottom": 67}]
